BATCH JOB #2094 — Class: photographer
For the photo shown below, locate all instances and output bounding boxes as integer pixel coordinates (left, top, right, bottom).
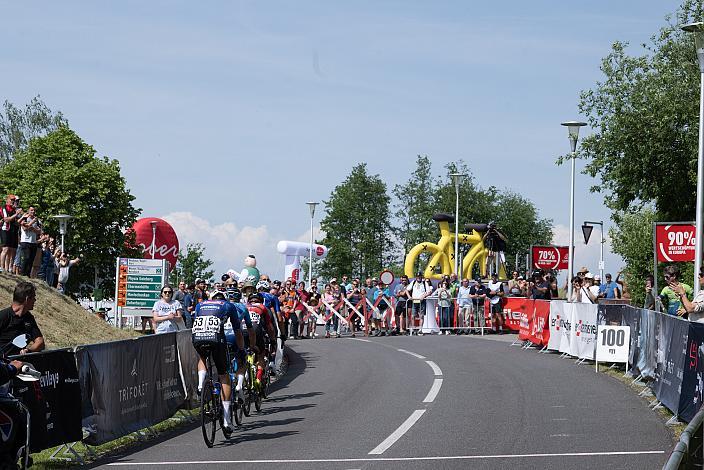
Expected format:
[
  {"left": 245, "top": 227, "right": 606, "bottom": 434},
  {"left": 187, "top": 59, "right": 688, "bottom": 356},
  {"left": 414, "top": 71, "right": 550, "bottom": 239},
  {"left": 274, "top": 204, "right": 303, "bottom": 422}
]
[{"left": 18, "top": 206, "right": 42, "bottom": 277}]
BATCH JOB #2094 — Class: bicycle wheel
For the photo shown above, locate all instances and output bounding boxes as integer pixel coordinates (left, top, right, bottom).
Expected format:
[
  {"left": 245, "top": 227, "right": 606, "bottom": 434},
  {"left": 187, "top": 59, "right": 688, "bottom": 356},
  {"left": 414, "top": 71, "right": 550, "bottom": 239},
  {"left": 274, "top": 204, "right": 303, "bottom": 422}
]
[
  {"left": 261, "top": 366, "right": 271, "bottom": 399},
  {"left": 200, "top": 380, "right": 216, "bottom": 448},
  {"left": 243, "top": 369, "right": 252, "bottom": 417},
  {"left": 234, "top": 386, "right": 244, "bottom": 426}
]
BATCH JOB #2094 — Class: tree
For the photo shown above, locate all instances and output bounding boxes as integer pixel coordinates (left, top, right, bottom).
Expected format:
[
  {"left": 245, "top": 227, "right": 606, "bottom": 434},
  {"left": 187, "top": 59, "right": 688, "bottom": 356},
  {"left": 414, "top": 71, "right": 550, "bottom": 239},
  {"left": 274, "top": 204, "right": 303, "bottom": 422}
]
[
  {"left": 169, "top": 242, "right": 215, "bottom": 285},
  {"left": 319, "top": 164, "right": 393, "bottom": 279},
  {"left": 392, "top": 155, "right": 437, "bottom": 256},
  {"left": 0, "top": 126, "right": 141, "bottom": 295},
  {"left": 574, "top": 0, "right": 704, "bottom": 221},
  {"left": 0, "top": 96, "right": 67, "bottom": 165}
]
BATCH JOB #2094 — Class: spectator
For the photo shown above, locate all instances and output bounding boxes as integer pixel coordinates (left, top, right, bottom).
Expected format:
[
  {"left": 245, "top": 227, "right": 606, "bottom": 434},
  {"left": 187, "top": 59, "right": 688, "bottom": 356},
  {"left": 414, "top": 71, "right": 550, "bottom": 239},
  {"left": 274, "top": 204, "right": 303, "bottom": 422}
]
[
  {"left": 193, "top": 278, "right": 208, "bottom": 309},
  {"left": 373, "top": 281, "right": 391, "bottom": 336},
  {"left": 341, "top": 275, "right": 352, "bottom": 292},
  {"left": 30, "top": 232, "right": 47, "bottom": 278},
  {"left": 508, "top": 271, "right": 522, "bottom": 296},
  {"left": 0, "top": 195, "right": 21, "bottom": 273},
  {"left": 487, "top": 273, "right": 505, "bottom": 334},
  {"left": 296, "top": 281, "right": 309, "bottom": 338},
  {"left": 408, "top": 272, "right": 431, "bottom": 335},
  {"left": 581, "top": 273, "right": 597, "bottom": 303},
  {"left": 435, "top": 280, "right": 453, "bottom": 335},
  {"left": 182, "top": 283, "right": 195, "bottom": 328},
  {"left": 470, "top": 277, "right": 487, "bottom": 334},
  {"left": 661, "top": 265, "right": 692, "bottom": 317},
  {"left": 37, "top": 236, "right": 55, "bottom": 284},
  {"left": 600, "top": 273, "right": 621, "bottom": 299},
  {"left": 675, "top": 267, "right": 704, "bottom": 322},
  {"left": 546, "top": 273, "right": 559, "bottom": 299},
  {"left": 568, "top": 276, "right": 585, "bottom": 302},
  {"left": 364, "top": 279, "right": 379, "bottom": 335},
  {"left": 457, "top": 278, "right": 472, "bottom": 334},
  {"left": 323, "top": 283, "right": 336, "bottom": 338},
  {"left": 393, "top": 275, "right": 411, "bottom": 335},
  {"left": 18, "top": 206, "right": 41, "bottom": 277},
  {"left": 615, "top": 272, "right": 630, "bottom": 300},
  {"left": 307, "top": 285, "right": 321, "bottom": 338},
  {"left": 331, "top": 281, "right": 342, "bottom": 338},
  {"left": 449, "top": 273, "right": 459, "bottom": 299},
  {"left": 56, "top": 251, "right": 81, "bottom": 294},
  {"left": 347, "top": 278, "right": 364, "bottom": 337},
  {"left": 530, "top": 271, "right": 551, "bottom": 300},
  {"left": 0, "top": 281, "right": 45, "bottom": 355},
  {"left": 173, "top": 281, "right": 187, "bottom": 304},
  {"left": 152, "top": 285, "right": 184, "bottom": 334},
  {"left": 644, "top": 274, "right": 656, "bottom": 310},
  {"left": 589, "top": 274, "right": 602, "bottom": 301}
]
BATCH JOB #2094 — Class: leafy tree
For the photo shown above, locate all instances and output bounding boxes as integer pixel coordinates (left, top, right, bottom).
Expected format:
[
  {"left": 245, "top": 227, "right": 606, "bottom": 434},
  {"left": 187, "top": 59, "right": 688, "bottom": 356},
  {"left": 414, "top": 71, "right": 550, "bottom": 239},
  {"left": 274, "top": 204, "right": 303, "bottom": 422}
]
[
  {"left": 392, "top": 155, "right": 437, "bottom": 255},
  {"left": 0, "top": 127, "right": 141, "bottom": 296},
  {"left": 319, "top": 164, "right": 392, "bottom": 279},
  {"left": 575, "top": 0, "right": 704, "bottom": 221},
  {"left": 0, "top": 96, "right": 67, "bottom": 165},
  {"left": 169, "top": 242, "right": 214, "bottom": 285}
]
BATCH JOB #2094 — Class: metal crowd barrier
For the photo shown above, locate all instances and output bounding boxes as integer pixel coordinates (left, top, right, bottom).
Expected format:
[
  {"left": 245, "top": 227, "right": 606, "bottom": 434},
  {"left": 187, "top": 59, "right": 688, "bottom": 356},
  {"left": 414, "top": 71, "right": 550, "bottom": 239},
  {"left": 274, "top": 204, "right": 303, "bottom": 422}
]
[{"left": 663, "top": 406, "right": 704, "bottom": 469}]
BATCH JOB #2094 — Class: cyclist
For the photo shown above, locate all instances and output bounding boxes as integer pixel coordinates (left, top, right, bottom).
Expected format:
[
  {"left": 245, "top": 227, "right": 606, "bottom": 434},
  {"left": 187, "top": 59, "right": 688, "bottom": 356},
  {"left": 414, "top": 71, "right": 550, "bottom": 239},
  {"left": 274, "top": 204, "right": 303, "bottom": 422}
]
[
  {"left": 257, "top": 280, "right": 280, "bottom": 370},
  {"left": 244, "top": 292, "right": 277, "bottom": 386},
  {"left": 224, "top": 284, "right": 256, "bottom": 400},
  {"left": 193, "top": 290, "right": 249, "bottom": 433}
]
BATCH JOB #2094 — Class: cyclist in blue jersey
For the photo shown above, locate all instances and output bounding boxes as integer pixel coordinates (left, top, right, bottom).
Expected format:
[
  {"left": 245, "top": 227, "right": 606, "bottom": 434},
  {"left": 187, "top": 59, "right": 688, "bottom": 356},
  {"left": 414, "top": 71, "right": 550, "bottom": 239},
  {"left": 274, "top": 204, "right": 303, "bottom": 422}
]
[
  {"left": 193, "top": 291, "right": 251, "bottom": 432},
  {"left": 224, "top": 286, "right": 256, "bottom": 400}
]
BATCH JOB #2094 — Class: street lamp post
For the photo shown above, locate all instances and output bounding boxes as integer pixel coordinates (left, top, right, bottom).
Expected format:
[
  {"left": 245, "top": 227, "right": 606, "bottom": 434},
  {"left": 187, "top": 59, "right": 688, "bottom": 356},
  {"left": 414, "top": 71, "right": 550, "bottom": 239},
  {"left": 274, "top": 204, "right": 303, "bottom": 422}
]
[
  {"left": 561, "top": 121, "right": 587, "bottom": 301},
  {"left": 149, "top": 220, "right": 158, "bottom": 259},
  {"left": 682, "top": 22, "right": 704, "bottom": 295},
  {"left": 582, "top": 220, "right": 604, "bottom": 281},
  {"left": 449, "top": 173, "right": 467, "bottom": 277},
  {"left": 306, "top": 202, "right": 319, "bottom": 288},
  {"left": 51, "top": 214, "right": 74, "bottom": 253}
]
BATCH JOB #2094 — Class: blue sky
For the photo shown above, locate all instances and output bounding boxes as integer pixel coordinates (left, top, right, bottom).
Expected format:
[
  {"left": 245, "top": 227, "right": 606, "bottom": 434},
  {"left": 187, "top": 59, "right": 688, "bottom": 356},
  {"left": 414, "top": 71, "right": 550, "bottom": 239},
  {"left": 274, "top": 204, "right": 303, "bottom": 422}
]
[{"left": 0, "top": 1, "right": 683, "bottom": 279}]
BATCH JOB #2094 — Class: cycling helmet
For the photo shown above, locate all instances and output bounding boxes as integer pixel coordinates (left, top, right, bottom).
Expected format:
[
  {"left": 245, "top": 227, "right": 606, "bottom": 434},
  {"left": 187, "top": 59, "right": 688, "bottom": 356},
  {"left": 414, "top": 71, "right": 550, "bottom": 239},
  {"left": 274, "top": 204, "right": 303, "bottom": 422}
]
[
  {"left": 210, "top": 290, "right": 226, "bottom": 300},
  {"left": 248, "top": 292, "right": 264, "bottom": 303},
  {"left": 256, "top": 280, "right": 271, "bottom": 292}
]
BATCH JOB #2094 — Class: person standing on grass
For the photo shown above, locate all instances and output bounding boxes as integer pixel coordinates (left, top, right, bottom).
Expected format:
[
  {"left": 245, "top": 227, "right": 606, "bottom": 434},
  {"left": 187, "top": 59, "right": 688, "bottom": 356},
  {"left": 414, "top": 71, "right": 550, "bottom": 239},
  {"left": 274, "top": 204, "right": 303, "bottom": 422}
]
[{"left": 0, "top": 195, "right": 21, "bottom": 273}]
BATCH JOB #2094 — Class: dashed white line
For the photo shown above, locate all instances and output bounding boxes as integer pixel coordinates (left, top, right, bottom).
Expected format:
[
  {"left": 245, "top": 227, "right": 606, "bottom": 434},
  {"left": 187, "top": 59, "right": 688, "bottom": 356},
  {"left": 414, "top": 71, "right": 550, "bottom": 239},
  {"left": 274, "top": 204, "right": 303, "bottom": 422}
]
[
  {"left": 423, "top": 378, "right": 443, "bottom": 403},
  {"left": 397, "top": 348, "right": 426, "bottom": 359},
  {"left": 425, "top": 360, "right": 442, "bottom": 376},
  {"left": 106, "top": 450, "right": 667, "bottom": 466},
  {"left": 352, "top": 338, "right": 372, "bottom": 343},
  {"left": 368, "top": 409, "right": 426, "bottom": 455}
]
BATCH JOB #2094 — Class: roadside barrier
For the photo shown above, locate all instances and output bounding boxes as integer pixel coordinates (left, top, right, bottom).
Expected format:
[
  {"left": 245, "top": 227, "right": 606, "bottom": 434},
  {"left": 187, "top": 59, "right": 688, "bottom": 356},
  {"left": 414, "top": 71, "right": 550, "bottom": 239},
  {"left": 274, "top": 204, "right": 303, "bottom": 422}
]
[{"left": 663, "top": 405, "right": 704, "bottom": 469}]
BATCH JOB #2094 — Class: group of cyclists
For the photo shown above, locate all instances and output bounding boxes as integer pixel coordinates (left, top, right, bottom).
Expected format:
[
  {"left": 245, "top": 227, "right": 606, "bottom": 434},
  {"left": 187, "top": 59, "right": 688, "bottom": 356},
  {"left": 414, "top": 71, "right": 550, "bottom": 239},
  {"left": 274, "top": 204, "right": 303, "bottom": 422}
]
[{"left": 190, "top": 277, "right": 279, "bottom": 435}]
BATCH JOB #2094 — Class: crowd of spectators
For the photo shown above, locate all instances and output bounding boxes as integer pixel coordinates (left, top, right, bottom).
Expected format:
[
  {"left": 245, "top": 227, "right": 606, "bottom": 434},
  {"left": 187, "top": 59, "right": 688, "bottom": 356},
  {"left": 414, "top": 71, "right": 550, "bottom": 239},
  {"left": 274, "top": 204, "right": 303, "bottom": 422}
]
[{"left": 0, "top": 194, "right": 81, "bottom": 293}]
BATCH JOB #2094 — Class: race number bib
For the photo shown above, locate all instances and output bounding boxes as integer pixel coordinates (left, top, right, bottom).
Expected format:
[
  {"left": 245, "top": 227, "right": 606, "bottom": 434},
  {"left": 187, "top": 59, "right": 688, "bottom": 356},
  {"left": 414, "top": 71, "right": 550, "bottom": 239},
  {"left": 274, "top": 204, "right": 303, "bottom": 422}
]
[{"left": 192, "top": 316, "right": 222, "bottom": 342}]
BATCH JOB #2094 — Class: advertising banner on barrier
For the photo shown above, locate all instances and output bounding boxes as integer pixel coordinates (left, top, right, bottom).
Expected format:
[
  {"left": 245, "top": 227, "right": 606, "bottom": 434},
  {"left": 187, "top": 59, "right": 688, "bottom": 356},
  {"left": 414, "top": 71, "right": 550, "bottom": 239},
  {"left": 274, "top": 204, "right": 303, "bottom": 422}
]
[
  {"left": 679, "top": 322, "right": 704, "bottom": 422},
  {"left": 12, "top": 349, "right": 82, "bottom": 452},
  {"left": 570, "top": 303, "right": 598, "bottom": 360},
  {"left": 176, "top": 329, "right": 200, "bottom": 409},
  {"left": 652, "top": 314, "right": 690, "bottom": 415},
  {"left": 77, "top": 333, "right": 184, "bottom": 445},
  {"left": 500, "top": 297, "right": 524, "bottom": 332},
  {"left": 516, "top": 298, "right": 550, "bottom": 345},
  {"left": 547, "top": 301, "right": 566, "bottom": 352}
]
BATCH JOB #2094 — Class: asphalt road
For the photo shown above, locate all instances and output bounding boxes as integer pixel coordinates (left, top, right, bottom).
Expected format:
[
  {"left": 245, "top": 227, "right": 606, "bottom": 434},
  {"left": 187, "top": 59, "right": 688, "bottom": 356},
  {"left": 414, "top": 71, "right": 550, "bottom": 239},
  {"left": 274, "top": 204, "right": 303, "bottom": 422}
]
[{"left": 97, "top": 332, "right": 675, "bottom": 470}]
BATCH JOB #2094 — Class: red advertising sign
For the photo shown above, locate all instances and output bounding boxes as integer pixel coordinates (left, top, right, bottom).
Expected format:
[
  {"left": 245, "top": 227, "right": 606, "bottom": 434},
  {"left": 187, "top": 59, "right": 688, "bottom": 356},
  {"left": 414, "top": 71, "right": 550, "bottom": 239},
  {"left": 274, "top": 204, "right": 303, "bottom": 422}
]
[
  {"left": 532, "top": 245, "right": 569, "bottom": 271},
  {"left": 656, "top": 223, "right": 696, "bottom": 262}
]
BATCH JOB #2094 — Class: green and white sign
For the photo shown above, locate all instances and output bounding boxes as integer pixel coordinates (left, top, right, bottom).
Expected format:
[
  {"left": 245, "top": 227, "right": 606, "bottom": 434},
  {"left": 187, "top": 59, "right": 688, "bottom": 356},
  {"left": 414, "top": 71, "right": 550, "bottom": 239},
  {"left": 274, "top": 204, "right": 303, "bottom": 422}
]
[{"left": 115, "top": 258, "right": 169, "bottom": 317}]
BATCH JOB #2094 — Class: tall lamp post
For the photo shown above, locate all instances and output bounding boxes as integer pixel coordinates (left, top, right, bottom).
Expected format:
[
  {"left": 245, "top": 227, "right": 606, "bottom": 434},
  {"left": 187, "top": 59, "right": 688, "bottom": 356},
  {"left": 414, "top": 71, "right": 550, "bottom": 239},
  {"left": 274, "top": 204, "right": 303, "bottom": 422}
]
[
  {"left": 561, "top": 121, "right": 587, "bottom": 301},
  {"left": 149, "top": 220, "right": 158, "bottom": 259},
  {"left": 582, "top": 220, "right": 604, "bottom": 281},
  {"left": 306, "top": 202, "right": 319, "bottom": 288},
  {"left": 51, "top": 214, "right": 73, "bottom": 253},
  {"left": 449, "top": 173, "right": 467, "bottom": 277},
  {"left": 682, "top": 22, "right": 704, "bottom": 295}
]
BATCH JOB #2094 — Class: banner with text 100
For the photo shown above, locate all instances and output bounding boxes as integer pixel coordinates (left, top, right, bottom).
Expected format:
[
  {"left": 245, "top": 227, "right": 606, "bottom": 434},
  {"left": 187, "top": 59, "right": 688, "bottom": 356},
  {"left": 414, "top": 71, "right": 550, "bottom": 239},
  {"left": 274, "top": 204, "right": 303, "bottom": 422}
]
[
  {"left": 531, "top": 245, "right": 569, "bottom": 271},
  {"left": 655, "top": 223, "right": 695, "bottom": 262}
]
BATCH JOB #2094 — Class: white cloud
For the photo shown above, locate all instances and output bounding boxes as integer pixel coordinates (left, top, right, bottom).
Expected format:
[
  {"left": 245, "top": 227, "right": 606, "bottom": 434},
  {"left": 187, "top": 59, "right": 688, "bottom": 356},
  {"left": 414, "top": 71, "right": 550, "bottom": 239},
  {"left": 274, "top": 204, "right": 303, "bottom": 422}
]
[{"left": 161, "top": 211, "right": 327, "bottom": 282}]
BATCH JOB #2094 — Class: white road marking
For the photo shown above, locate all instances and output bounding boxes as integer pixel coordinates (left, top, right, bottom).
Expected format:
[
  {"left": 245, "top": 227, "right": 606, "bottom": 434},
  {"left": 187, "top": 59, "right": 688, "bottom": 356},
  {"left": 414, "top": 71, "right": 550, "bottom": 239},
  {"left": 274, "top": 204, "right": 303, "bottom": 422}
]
[
  {"left": 352, "top": 338, "right": 372, "bottom": 343},
  {"left": 551, "top": 418, "right": 568, "bottom": 421},
  {"left": 368, "top": 409, "right": 426, "bottom": 455},
  {"left": 425, "top": 360, "right": 442, "bottom": 376},
  {"left": 551, "top": 405, "right": 566, "bottom": 408},
  {"left": 550, "top": 434, "right": 571, "bottom": 437},
  {"left": 106, "top": 450, "right": 666, "bottom": 466},
  {"left": 423, "top": 378, "right": 443, "bottom": 403},
  {"left": 396, "top": 348, "right": 426, "bottom": 359}
]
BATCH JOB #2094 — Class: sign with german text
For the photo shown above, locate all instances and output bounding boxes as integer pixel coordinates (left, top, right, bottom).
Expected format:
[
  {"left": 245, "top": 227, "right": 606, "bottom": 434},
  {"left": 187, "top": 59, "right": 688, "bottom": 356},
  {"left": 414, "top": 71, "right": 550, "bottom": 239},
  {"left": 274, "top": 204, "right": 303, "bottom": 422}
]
[
  {"left": 115, "top": 258, "right": 168, "bottom": 309},
  {"left": 656, "top": 223, "right": 696, "bottom": 262},
  {"left": 531, "top": 245, "right": 569, "bottom": 271}
]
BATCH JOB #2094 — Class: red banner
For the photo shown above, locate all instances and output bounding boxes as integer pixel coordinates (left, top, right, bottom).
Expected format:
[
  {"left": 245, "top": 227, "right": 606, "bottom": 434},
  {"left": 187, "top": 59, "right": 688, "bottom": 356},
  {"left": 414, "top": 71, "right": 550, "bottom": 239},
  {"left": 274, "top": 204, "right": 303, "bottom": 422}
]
[
  {"left": 532, "top": 245, "right": 569, "bottom": 271},
  {"left": 656, "top": 223, "right": 696, "bottom": 262},
  {"left": 516, "top": 298, "right": 551, "bottom": 346},
  {"left": 483, "top": 297, "right": 524, "bottom": 332}
]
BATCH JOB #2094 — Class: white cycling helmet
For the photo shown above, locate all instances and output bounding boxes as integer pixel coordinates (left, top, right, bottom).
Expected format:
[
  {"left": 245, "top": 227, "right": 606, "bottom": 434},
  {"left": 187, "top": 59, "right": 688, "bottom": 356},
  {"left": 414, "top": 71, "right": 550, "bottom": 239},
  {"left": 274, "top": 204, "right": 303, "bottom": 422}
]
[{"left": 256, "top": 280, "right": 271, "bottom": 291}]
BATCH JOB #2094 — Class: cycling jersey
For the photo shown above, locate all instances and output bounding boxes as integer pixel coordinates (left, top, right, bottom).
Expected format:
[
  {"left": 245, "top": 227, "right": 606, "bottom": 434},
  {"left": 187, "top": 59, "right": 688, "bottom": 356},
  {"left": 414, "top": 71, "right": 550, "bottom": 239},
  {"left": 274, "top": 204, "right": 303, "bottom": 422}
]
[
  {"left": 261, "top": 292, "right": 280, "bottom": 313},
  {"left": 194, "top": 299, "right": 241, "bottom": 342},
  {"left": 193, "top": 300, "right": 241, "bottom": 375},
  {"left": 245, "top": 303, "right": 274, "bottom": 331},
  {"left": 224, "top": 301, "right": 252, "bottom": 347}
]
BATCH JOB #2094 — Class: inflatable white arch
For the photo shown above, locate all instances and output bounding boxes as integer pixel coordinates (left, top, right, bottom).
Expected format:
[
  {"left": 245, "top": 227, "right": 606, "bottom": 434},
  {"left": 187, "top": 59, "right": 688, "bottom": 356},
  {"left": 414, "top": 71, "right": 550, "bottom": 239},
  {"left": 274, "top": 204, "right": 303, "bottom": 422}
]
[{"left": 276, "top": 240, "right": 328, "bottom": 282}]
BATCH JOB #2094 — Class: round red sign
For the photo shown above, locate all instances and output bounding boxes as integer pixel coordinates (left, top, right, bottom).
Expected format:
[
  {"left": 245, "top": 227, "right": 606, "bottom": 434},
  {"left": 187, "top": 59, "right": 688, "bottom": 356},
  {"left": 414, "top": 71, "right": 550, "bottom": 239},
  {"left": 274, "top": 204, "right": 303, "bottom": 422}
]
[
  {"left": 129, "top": 217, "right": 179, "bottom": 270},
  {"left": 315, "top": 246, "right": 324, "bottom": 257}
]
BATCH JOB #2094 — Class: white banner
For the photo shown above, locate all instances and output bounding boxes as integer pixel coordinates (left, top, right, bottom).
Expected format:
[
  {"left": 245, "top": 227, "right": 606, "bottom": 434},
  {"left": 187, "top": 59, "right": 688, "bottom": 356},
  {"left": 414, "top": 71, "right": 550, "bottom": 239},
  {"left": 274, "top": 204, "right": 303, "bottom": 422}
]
[
  {"left": 570, "top": 303, "right": 598, "bottom": 360},
  {"left": 547, "top": 301, "right": 598, "bottom": 359},
  {"left": 547, "top": 301, "right": 567, "bottom": 352}
]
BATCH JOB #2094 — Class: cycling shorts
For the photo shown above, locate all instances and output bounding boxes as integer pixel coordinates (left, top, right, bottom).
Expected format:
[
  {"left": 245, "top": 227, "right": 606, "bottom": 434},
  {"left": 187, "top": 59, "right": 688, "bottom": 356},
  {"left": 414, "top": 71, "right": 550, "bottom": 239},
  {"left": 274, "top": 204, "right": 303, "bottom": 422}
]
[
  {"left": 243, "top": 327, "right": 266, "bottom": 352},
  {"left": 194, "top": 341, "right": 227, "bottom": 376}
]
